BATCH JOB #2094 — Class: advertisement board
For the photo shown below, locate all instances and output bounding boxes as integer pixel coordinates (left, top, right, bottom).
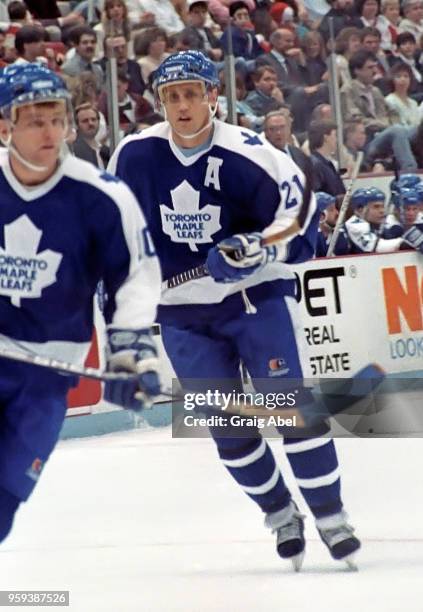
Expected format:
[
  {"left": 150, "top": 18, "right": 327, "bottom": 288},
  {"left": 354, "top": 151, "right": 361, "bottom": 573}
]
[{"left": 65, "top": 250, "right": 423, "bottom": 417}]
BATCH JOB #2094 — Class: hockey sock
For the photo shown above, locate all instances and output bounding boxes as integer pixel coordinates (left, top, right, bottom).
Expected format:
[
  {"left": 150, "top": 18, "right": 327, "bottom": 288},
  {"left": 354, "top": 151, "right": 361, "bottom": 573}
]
[
  {"left": 216, "top": 437, "right": 291, "bottom": 513},
  {"left": 283, "top": 437, "right": 342, "bottom": 518}
]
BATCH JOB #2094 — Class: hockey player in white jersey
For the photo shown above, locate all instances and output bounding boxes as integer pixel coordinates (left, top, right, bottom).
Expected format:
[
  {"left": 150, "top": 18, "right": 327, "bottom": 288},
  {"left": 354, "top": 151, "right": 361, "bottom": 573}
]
[
  {"left": 0, "top": 64, "right": 162, "bottom": 544},
  {"left": 315, "top": 192, "right": 350, "bottom": 257},
  {"left": 109, "top": 50, "right": 362, "bottom": 570},
  {"left": 346, "top": 187, "right": 423, "bottom": 254}
]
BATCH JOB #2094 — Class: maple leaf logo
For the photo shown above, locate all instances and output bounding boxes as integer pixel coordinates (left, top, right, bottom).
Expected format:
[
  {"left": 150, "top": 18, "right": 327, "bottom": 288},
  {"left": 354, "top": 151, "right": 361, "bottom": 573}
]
[
  {"left": 159, "top": 180, "right": 221, "bottom": 252},
  {"left": 0, "top": 215, "right": 63, "bottom": 307}
]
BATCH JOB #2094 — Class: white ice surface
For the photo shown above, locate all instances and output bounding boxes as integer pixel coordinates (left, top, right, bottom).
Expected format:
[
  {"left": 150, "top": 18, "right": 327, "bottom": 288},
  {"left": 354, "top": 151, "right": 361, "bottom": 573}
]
[{"left": 1, "top": 429, "right": 423, "bottom": 612}]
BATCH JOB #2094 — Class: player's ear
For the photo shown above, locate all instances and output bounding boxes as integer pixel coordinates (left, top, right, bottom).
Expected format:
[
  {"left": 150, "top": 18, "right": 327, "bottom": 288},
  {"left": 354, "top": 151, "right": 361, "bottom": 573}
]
[
  {"left": 208, "top": 86, "right": 219, "bottom": 107},
  {"left": 0, "top": 117, "right": 11, "bottom": 144}
]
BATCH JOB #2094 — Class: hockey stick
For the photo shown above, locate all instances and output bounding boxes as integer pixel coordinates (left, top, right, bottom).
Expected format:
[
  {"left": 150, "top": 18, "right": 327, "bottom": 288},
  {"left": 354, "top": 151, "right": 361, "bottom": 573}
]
[
  {"left": 0, "top": 344, "right": 139, "bottom": 382},
  {"left": 326, "top": 151, "right": 363, "bottom": 257},
  {"left": 164, "top": 166, "right": 313, "bottom": 289},
  {"left": 164, "top": 222, "right": 303, "bottom": 288},
  {"left": 0, "top": 344, "right": 385, "bottom": 427}
]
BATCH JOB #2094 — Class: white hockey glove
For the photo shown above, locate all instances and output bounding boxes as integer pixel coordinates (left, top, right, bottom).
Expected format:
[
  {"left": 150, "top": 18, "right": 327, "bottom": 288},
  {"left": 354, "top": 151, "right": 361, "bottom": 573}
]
[
  {"left": 206, "top": 233, "right": 278, "bottom": 283},
  {"left": 402, "top": 225, "right": 423, "bottom": 254},
  {"left": 104, "top": 328, "right": 161, "bottom": 411}
]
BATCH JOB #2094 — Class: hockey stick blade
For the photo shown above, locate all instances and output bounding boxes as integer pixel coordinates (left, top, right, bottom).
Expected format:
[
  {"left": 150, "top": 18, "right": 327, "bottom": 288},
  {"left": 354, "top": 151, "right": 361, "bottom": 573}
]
[{"left": 217, "top": 364, "right": 385, "bottom": 428}]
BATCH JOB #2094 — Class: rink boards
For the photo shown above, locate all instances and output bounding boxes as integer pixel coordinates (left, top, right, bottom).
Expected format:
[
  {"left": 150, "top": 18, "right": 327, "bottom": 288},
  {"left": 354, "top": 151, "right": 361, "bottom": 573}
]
[{"left": 63, "top": 249, "right": 423, "bottom": 437}]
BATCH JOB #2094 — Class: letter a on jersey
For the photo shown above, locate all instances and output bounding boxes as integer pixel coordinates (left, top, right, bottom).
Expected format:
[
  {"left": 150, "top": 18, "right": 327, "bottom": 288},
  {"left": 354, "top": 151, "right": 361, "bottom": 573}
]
[
  {"left": 204, "top": 156, "right": 223, "bottom": 190},
  {"left": 160, "top": 180, "right": 221, "bottom": 252},
  {"left": 0, "top": 215, "right": 62, "bottom": 307}
]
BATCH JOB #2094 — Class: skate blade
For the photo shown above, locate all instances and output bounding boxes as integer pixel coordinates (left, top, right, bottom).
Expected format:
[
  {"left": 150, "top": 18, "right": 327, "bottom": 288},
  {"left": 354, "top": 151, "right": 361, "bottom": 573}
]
[
  {"left": 291, "top": 551, "right": 305, "bottom": 572},
  {"left": 343, "top": 554, "right": 358, "bottom": 571}
]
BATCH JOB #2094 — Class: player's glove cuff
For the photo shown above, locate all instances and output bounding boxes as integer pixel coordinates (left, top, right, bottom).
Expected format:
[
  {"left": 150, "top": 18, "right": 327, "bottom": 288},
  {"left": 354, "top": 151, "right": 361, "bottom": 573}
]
[{"left": 105, "top": 328, "right": 161, "bottom": 411}]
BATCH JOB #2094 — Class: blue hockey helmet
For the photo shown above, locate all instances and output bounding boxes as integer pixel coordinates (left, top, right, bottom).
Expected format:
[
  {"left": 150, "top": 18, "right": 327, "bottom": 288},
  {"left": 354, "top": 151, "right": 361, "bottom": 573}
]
[
  {"left": 416, "top": 182, "right": 423, "bottom": 201},
  {"left": 351, "top": 187, "right": 385, "bottom": 210},
  {"left": 393, "top": 187, "right": 420, "bottom": 208},
  {"left": 350, "top": 188, "right": 369, "bottom": 209},
  {"left": 315, "top": 191, "right": 336, "bottom": 212},
  {"left": 365, "top": 187, "right": 385, "bottom": 203},
  {"left": 390, "top": 173, "right": 420, "bottom": 193},
  {"left": 152, "top": 51, "right": 220, "bottom": 97},
  {"left": 0, "top": 63, "right": 70, "bottom": 120}
]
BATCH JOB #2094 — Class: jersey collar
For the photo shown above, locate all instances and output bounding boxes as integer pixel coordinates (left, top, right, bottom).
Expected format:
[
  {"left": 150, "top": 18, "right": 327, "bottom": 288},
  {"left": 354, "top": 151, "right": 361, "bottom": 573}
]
[{"left": 1, "top": 149, "right": 68, "bottom": 202}]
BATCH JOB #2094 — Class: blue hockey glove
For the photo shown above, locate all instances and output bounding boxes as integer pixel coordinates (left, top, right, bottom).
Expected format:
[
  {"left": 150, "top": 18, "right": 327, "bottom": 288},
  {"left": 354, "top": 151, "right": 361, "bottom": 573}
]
[
  {"left": 206, "top": 233, "right": 278, "bottom": 283},
  {"left": 104, "top": 328, "right": 161, "bottom": 412},
  {"left": 402, "top": 225, "right": 423, "bottom": 253}
]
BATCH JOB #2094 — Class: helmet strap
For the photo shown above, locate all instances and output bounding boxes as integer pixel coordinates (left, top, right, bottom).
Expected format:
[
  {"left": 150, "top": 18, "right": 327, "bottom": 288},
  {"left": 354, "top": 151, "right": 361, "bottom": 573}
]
[
  {"left": 1, "top": 114, "right": 69, "bottom": 174},
  {"left": 165, "top": 94, "right": 218, "bottom": 141}
]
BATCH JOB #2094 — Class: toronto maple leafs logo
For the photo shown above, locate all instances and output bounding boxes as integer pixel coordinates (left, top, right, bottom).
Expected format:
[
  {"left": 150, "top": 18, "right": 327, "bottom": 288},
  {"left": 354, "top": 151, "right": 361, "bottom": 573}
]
[
  {"left": 0, "top": 215, "right": 62, "bottom": 307},
  {"left": 160, "top": 180, "right": 221, "bottom": 252}
]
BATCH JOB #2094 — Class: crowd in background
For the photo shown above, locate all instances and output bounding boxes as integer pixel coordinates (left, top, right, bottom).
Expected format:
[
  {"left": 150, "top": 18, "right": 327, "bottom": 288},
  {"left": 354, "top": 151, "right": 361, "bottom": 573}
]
[{"left": 0, "top": 0, "right": 423, "bottom": 257}]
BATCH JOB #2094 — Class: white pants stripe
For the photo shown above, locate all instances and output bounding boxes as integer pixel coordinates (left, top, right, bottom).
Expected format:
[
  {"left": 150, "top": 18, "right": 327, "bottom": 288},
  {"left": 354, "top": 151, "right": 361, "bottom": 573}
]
[
  {"left": 295, "top": 468, "right": 340, "bottom": 489},
  {"left": 284, "top": 436, "right": 330, "bottom": 454},
  {"left": 241, "top": 465, "right": 280, "bottom": 495},
  {"left": 221, "top": 439, "right": 266, "bottom": 468}
]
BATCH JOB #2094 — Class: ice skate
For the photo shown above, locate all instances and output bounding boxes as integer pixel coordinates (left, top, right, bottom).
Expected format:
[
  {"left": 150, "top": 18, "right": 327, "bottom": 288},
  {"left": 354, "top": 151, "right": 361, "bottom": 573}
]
[
  {"left": 316, "top": 511, "right": 361, "bottom": 570},
  {"left": 265, "top": 501, "right": 306, "bottom": 571}
]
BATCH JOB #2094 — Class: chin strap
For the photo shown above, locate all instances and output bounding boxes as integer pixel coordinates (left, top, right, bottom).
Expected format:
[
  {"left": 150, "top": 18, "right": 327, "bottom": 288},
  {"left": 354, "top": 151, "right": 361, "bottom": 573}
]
[
  {"left": 0, "top": 117, "right": 70, "bottom": 174},
  {"left": 1, "top": 133, "right": 49, "bottom": 173}
]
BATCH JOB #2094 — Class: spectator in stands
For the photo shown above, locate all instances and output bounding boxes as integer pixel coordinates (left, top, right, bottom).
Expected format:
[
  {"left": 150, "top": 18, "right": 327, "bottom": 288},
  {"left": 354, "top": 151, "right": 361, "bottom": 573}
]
[
  {"left": 335, "top": 26, "right": 362, "bottom": 86},
  {"left": 343, "top": 119, "right": 387, "bottom": 171},
  {"left": 298, "top": 31, "right": 329, "bottom": 85},
  {"left": 389, "top": 31, "right": 423, "bottom": 101},
  {"left": 318, "top": 0, "right": 363, "bottom": 43},
  {"left": 256, "top": 28, "right": 303, "bottom": 94},
  {"left": 14, "top": 25, "right": 46, "bottom": 64},
  {"left": 94, "top": 0, "right": 132, "bottom": 60},
  {"left": 399, "top": 0, "right": 423, "bottom": 39},
  {"left": 220, "top": 1, "right": 263, "bottom": 61},
  {"left": 98, "top": 69, "right": 152, "bottom": 133},
  {"left": 341, "top": 48, "right": 419, "bottom": 168},
  {"left": 257, "top": 27, "right": 329, "bottom": 131},
  {"left": 252, "top": 3, "right": 277, "bottom": 48},
  {"left": 340, "top": 49, "right": 392, "bottom": 134},
  {"left": 356, "top": 0, "right": 383, "bottom": 28},
  {"left": 68, "top": 70, "right": 100, "bottom": 106},
  {"left": 72, "top": 102, "right": 110, "bottom": 168},
  {"left": 24, "top": 0, "right": 83, "bottom": 30},
  {"left": 385, "top": 62, "right": 421, "bottom": 124},
  {"left": 183, "top": 0, "right": 222, "bottom": 60},
  {"left": 3, "top": 1, "right": 32, "bottom": 60},
  {"left": 360, "top": 26, "right": 390, "bottom": 77},
  {"left": 134, "top": 26, "right": 169, "bottom": 83},
  {"left": 263, "top": 110, "right": 313, "bottom": 176},
  {"left": 378, "top": 0, "right": 400, "bottom": 52},
  {"left": 8, "top": 1, "right": 31, "bottom": 26},
  {"left": 245, "top": 65, "right": 285, "bottom": 117},
  {"left": 309, "top": 119, "right": 346, "bottom": 195},
  {"left": 101, "top": 35, "right": 146, "bottom": 94},
  {"left": 344, "top": 119, "right": 367, "bottom": 158},
  {"left": 125, "top": 0, "right": 185, "bottom": 33},
  {"left": 217, "top": 69, "right": 263, "bottom": 130},
  {"left": 62, "top": 26, "right": 104, "bottom": 88},
  {"left": 206, "top": 0, "right": 255, "bottom": 27}
]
